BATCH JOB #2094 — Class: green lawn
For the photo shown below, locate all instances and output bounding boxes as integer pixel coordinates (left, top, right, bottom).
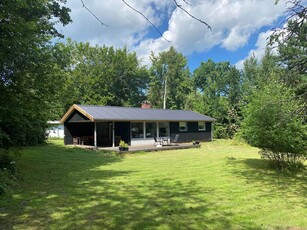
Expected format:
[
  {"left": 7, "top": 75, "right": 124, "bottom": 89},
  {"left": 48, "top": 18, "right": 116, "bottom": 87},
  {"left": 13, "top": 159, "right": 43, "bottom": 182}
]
[{"left": 0, "top": 140, "right": 306, "bottom": 229}]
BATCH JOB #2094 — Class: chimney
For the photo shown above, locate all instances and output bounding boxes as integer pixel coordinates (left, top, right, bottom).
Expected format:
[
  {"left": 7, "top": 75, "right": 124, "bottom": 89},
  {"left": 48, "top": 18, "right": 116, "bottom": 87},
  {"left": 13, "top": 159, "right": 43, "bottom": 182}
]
[{"left": 141, "top": 100, "right": 151, "bottom": 109}]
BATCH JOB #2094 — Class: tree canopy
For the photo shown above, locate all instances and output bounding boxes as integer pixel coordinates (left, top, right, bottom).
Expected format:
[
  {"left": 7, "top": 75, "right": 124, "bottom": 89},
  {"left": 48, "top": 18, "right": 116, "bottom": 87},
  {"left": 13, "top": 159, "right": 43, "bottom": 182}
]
[
  {"left": 60, "top": 40, "right": 149, "bottom": 110},
  {"left": 192, "top": 60, "right": 242, "bottom": 138},
  {"left": 0, "top": 0, "right": 71, "bottom": 148},
  {"left": 148, "top": 46, "right": 191, "bottom": 110}
]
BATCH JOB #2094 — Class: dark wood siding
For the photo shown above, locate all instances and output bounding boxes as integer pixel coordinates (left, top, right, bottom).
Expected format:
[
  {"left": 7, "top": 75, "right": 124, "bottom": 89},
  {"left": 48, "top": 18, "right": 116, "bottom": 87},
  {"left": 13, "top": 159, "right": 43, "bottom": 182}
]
[
  {"left": 206, "top": 122, "right": 212, "bottom": 132},
  {"left": 64, "top": 124, "right": 72, "bottom": 145},
  {"left": 63, "top": 109, "right": 213, "bottom": 145},
  {"left": 170, "top": 122, "right": 212, "bottom": 142},
  {"left": 67, "top": 111, "right": 90, "bottom": 122},
  {"left": 97, "top": 122, "right": 112, "bottom": 147},
  {"left": 64, "top": 110, "right": 93, "bottom": 145},
  {"left": 115, "top": 122, "right": 131, "bottom": 146},
  {"left": 64, "top": 122, "right": 94, "bottom": 145}
]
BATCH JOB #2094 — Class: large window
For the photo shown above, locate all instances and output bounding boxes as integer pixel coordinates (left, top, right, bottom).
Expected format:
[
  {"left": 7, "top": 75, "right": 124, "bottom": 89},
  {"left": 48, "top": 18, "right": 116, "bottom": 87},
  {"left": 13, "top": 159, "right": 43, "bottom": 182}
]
[
  {"left": 179, "top": 122, "right": 187, "bottom": 131},
  {"left": 146, "top": 122, "right": 157, "bottom": 138},
  {"left": 131, "top": 122, "right": 144, "bottom": 138},
  {"left": 198, "top": 122, "right": 206, "bottom": 131},
  {"left": 131, "top": 122, "right": 170, "bottom": 139},
  {"left": 159, "top": 122, "right": 169, "bottom": 137}
]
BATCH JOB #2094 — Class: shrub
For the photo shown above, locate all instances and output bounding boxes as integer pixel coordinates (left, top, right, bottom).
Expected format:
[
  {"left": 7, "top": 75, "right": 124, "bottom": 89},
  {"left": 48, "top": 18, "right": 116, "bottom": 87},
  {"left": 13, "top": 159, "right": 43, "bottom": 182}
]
[
  {"left": 259, "top": 150, "right": 306, "bottom": 171},
  {"left": 214, "top": 124, "right": 228, "bottom": 139},
  {"left": 214, "top": 122, "right": 240, "bottom": 139},
  {"left": 119, "top": 140, "right": 128, "bottom": 148},
  {"left": 0, "top": 150, "right": 16, "bottom": 173},
  {"left": 0, "top": 150, "right": 18, "bottom": 195},
  {"left": 232, "top": 132, "right": 248, "bottom": 146},
  {"left": 0, "top": 170, "right": 11, "bottom": 196},
  {"left": 242, "top": 81, "right": 306, "bottom": 171}
]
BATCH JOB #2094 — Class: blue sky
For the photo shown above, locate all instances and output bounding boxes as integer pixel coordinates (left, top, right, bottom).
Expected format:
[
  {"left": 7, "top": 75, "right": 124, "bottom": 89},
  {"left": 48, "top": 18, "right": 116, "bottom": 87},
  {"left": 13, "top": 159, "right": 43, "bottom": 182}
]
[
  {"left": 187, "top": 23, "right": 282, "bottom": 71},
  {"left": 55, "top": 0, "right": 288, "bottom": 71}
]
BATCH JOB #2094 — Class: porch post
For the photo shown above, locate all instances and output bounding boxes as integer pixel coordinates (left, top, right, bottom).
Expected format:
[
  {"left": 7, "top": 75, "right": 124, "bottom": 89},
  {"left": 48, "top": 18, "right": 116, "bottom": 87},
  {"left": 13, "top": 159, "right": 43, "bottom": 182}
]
[
  {"left": 211, "top": 122, "right": 213, "bottom": 141},
  {"left": 112, "top": 121, "right": 115, "bottom": 147},
  {"left": 143, "top": 122, "right": 146, "bottom": 140},
  {"left": 94, "top": 122, "right": 97, "bottom": 148}
]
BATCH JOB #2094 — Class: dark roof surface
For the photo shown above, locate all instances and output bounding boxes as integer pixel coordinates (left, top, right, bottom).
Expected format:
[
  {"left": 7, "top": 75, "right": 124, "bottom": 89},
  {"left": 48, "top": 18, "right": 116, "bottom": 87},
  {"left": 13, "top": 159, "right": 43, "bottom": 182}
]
[{"left": 76, "top": 105, "right": 215, "bottom": 122}]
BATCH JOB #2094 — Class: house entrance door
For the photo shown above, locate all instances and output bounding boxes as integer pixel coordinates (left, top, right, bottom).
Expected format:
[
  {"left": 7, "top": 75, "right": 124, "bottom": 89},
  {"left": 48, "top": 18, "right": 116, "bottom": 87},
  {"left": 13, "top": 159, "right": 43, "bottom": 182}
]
[{"left": 97, "top": 122, "right": 113, "bottom": 147}]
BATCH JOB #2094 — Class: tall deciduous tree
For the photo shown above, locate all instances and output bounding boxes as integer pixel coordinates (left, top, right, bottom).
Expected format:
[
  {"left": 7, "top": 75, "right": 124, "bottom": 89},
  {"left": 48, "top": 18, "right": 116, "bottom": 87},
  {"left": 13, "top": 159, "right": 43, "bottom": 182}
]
[
  {"left": 271, "top": 0, "right": 307, "bottom": 103},
  {"left": 0, "top": 0, "right": 71, "bottom": 148},
  {"left": 272, "top": 21, "right": 307, "bottom": 102},
  {"left": 192, "top": 60, "right": 242, "bottom": 138},
  {"left": 148, "top": 46, "right": 191, "bottom": 109},
  {"left": 241, "top": 49, "right": 284, "bottom": 106},
  {"left": 61, "top": 40, "right": 149, "bottom": 109}
]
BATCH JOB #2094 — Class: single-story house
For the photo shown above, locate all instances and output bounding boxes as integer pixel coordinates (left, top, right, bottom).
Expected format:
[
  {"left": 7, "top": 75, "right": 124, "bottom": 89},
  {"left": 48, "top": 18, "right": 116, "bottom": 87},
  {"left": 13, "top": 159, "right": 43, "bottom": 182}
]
[{"left": 60, "top": 103, "right": 216, "bottom": 148}]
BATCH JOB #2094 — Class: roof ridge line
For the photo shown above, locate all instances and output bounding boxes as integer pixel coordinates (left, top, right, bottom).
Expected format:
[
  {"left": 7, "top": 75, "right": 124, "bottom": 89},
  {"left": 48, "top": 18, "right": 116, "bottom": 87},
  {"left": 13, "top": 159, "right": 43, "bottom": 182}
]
[{"left": 79, "top": 104, "right": 192, "bottom": 112}]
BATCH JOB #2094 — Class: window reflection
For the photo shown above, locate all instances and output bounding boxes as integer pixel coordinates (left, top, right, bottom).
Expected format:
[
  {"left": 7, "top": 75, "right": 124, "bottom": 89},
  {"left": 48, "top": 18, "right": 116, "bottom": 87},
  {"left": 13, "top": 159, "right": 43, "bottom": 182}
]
[
  {"left": 159, "top": 122, "right": 169, "bottom": 137},
  {"left": 146, "top": 122, "right": 156, "bottom": 138},
  {"left": 131, "top": 122, "right": 144, "bottom": 138}
]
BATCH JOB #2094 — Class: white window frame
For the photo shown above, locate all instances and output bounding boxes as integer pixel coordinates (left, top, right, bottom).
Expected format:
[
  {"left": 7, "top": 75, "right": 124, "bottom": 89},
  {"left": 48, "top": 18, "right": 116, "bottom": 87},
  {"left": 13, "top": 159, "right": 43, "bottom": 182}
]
[
  {"left": 198, "top": 121, "right": 206, "bottom": 131},
  {"left": 179, "top": 122, "right": 188, "bottom": 132}
]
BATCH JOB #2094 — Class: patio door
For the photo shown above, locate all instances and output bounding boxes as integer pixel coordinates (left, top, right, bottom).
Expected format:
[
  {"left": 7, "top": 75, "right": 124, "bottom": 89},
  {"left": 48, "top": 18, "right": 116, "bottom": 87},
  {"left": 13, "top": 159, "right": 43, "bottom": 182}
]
[
  {"left": 158, "top": 122, "right": 169, "bottom": 137},
  {"left": 97, "top": 122, "right": 113, "bottom": 147}
]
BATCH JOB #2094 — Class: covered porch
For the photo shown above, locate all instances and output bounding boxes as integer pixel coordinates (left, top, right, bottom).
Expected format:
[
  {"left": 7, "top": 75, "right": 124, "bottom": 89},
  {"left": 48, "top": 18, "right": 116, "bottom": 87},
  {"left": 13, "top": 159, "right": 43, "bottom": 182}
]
[{"left": 64, "top": 121, "right": 131, "bottom": 148}]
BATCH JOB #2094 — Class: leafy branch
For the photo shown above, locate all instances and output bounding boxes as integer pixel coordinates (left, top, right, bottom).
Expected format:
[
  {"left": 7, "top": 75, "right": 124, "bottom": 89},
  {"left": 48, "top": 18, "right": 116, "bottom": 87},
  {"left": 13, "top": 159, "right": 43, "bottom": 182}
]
[{"left": 271, "top": 0, "right": 306, "bottom": 43}]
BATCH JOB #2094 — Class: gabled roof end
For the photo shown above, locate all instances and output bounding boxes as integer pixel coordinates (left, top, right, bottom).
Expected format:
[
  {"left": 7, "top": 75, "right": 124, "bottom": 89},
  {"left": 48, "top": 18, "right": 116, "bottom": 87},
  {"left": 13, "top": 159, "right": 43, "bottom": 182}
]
[{"left": 59, "top": 104, "right": 94, "bottom": 124}]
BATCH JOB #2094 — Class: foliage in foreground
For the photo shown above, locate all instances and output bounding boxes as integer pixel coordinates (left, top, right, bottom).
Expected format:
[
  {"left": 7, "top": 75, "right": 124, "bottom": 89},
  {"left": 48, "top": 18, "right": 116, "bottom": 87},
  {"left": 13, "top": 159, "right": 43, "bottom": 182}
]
[
  {"left": 0, "top": 0, "right": 71, "bottom": 148},
  {"left": 242, "top": 79, "right": 306, "bottom": 171},
  {"left": 0, "top": 149, "right": 18, "bottom": 195}
]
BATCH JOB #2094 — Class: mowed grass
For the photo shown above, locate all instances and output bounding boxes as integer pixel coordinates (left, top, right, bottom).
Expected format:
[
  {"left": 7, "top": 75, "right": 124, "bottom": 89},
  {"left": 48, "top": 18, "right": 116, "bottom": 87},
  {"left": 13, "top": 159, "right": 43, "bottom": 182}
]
[{"left": 0, "top": 140, "right": 306, "bottom": 230}]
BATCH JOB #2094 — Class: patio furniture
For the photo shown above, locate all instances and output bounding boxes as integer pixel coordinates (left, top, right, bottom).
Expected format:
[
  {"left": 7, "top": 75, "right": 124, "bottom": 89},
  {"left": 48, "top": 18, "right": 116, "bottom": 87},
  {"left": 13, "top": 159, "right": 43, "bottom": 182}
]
[
  {"left": 154, "top": 137, "right": 162, "bottom": 146},
  {"left": 171, "top": 134, "right": 179, "bottom": 145},
  {"left": 73, "top": 137, "right": 81, "bottom": 145},
  {"left": 193, "top": 140, "right": 201, "bottom": 146},
  {"left": 161, "top": 137, "right": 170, "bottom": 146}
]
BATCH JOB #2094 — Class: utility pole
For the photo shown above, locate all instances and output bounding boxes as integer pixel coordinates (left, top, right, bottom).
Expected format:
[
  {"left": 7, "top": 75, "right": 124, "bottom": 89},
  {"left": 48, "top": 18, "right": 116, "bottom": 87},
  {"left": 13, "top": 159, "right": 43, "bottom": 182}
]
[{"left": 163, "top": 73, "right": 167, "bottom": 109}]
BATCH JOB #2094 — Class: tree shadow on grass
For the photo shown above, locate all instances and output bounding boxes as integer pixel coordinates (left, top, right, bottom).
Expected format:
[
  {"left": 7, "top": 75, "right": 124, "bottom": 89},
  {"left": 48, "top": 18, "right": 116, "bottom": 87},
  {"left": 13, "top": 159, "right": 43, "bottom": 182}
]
[
  {"left": 226, "top": 157, "right": 307, "bottom": 200},
  {"left": 47, "top": 178, "right": 249, "bottom": 230},
  {"left": 0, "top": 142, "right": 266, "bottom": 229},
  {"left": 0, "top": 143, "right": 125, "bottom": 229}
]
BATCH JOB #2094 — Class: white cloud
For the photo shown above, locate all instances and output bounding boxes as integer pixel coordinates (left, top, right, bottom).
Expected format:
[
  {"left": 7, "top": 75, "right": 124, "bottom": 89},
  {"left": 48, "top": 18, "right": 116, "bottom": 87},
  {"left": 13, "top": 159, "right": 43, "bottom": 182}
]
[
  {"left": 235, "top": 30, "right": 277, "bottom": 69},
  {"left": 56, "top": 0, "right": 287, "bottom": 66},
  {"left": 56, "top": 0, "right": 173, "bottom": 47}
]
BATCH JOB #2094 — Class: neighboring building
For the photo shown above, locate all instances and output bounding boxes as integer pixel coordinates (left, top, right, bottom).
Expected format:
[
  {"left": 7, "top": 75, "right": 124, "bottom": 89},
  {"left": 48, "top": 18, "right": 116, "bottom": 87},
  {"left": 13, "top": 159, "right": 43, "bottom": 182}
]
[
  {"left": 46, "top": 121, "right": 64, "bottom": 138},
  {"left": 60, "top": 104, "right": 216, "bottom": 148}
]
